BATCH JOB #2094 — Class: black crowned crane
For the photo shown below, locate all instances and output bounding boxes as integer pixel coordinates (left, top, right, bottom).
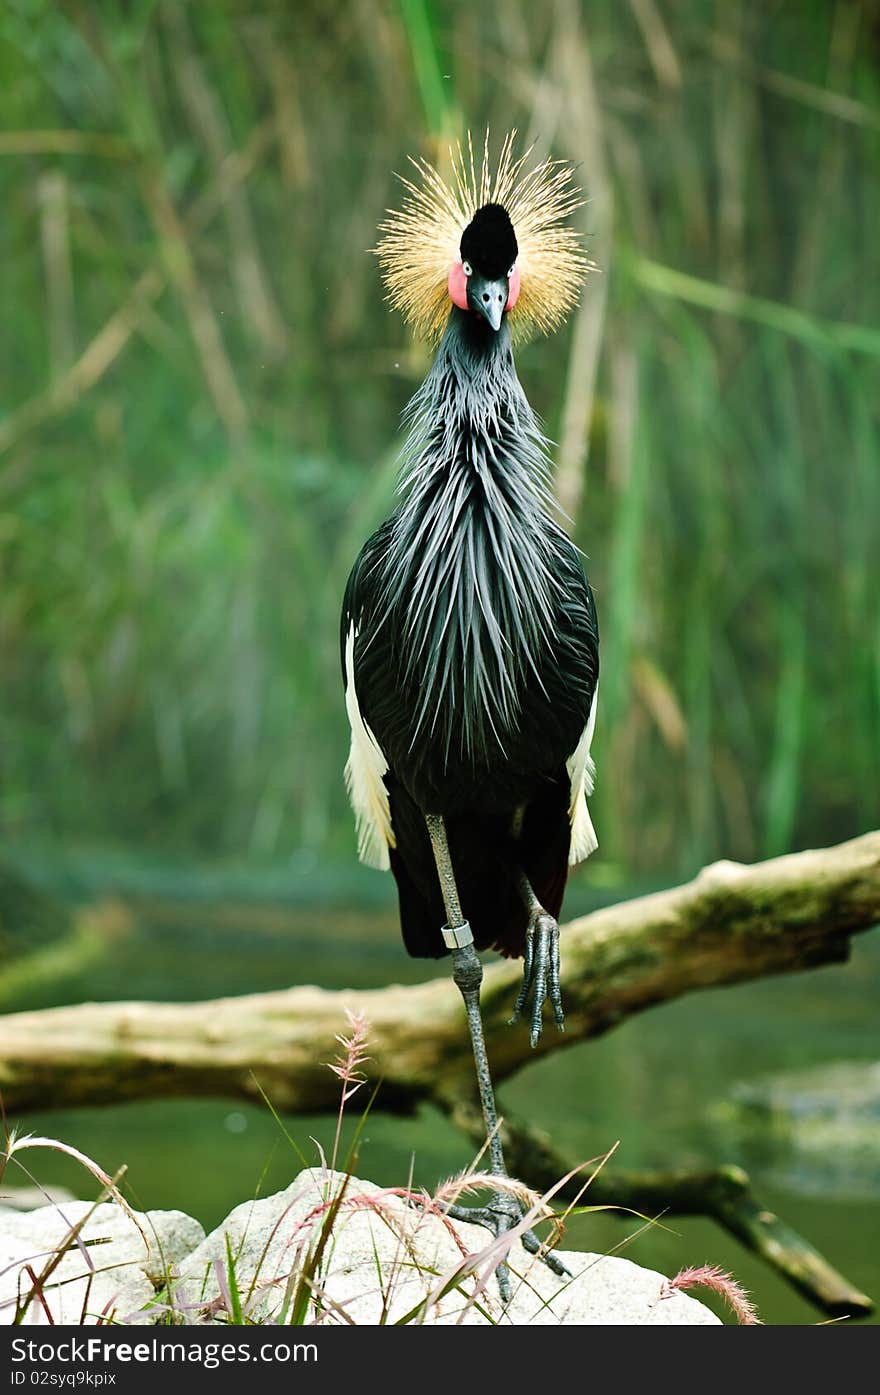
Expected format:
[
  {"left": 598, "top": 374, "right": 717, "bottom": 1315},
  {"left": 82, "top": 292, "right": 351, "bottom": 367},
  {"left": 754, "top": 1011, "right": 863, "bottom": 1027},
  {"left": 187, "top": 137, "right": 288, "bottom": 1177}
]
[{"left": 341, "top": 134, "right": 599, "bottom": 1293}]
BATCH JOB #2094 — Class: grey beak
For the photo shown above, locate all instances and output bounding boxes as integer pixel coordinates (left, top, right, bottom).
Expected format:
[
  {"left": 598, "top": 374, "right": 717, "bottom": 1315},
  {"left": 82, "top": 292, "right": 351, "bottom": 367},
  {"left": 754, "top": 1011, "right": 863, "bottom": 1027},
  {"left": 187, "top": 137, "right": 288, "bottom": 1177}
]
[{"left": 467, "top": 274, "right": 508, "bottom": 332}]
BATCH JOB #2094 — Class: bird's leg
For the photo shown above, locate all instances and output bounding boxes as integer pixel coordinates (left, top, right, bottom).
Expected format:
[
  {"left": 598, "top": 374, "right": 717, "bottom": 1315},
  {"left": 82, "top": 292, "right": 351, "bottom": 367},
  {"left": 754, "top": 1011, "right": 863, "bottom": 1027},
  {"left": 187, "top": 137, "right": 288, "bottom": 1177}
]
[
  {"left": 424, "top": 814, "right": 570, "bottom": 1298},
  {"left": 509, "top": 870, "right": 564, "bottom": 1048},
  {"left": 424, "top": 813, "right": 507, "bottom": 1180}
]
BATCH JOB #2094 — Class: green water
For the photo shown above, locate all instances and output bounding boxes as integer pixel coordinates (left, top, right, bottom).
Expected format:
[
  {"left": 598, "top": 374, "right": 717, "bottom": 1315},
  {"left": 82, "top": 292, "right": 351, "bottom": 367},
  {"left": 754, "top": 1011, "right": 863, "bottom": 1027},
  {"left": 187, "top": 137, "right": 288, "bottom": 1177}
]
[{"left": 5, "top": 895, "right": 879, "bottom": 1327}]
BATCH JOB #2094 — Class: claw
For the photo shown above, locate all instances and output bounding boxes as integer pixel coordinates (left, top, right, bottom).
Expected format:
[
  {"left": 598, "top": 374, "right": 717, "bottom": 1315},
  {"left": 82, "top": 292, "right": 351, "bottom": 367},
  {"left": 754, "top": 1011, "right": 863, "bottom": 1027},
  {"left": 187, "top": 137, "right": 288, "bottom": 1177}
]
[
  {"left": 521, "top": 1224, "right": 572, "bottom": 1278},
  {"left": 509, "top": 911, "right": 564, "bottom": 1046},
  {"left": 530, "top": 917, "right": 549, "bottom": 1046},
  {"left": 549, "top": 923, "right": 564, "bottom": 1031},
  {"left": 508, "top": 926, "right": 534, "bottom": 1026}
]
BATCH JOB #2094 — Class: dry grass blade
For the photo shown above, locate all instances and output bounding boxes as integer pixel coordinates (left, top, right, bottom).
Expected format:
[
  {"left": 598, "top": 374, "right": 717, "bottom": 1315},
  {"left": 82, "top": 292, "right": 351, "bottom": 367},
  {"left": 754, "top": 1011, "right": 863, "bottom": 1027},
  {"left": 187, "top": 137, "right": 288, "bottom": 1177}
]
[
  {"left": 166, "top": 6, "right": 287, "bottom": 356},
  {"left": 22, "top": 1266, "right": 55, "bottom": 1325},
  {"left": 327, "top": 1009, "right": 371, "bottom": 1171},
  {"left": 37, "top": 171, "right": 75, "bottom": 378},
  {"left": 0, "top": 130, "right": 132, "bottom": 157},
  {"left": 0, "top": 270, "right": 164, "bottom": 459},
  {"left": 140, "top": 174, "right": 249, "bottom": 442},
  {"left": 661, "top": 1263, "right": 762, "bottom": 1325},
  {"left": 4, "top": 1134, "right": 147, "bottom": 1249},
  {"left": 707, "top": 30, "right": 880, "bottom": 132},
  {"left": 552, "top": 1, "right": 613, "bottom": 526},
  {"left": 0, "top": 119, "right": 276, "bottom": 462},
  {"left": 6, "top": 1162, "right": 133, "bottom": 1325},
  {"left": 431, "top": 1169, "right": 544, "bottom": 1217},
  {"left": 628, "top": 0, "right": 682, "bottom": 89}
]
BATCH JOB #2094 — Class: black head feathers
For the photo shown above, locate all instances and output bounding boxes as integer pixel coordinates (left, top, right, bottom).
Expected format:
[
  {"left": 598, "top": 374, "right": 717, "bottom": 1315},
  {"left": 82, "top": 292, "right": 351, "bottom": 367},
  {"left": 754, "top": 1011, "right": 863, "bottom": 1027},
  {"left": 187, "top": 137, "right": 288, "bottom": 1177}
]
[{"left": 460, "top": 204, "right": 518, "bottom": 279}]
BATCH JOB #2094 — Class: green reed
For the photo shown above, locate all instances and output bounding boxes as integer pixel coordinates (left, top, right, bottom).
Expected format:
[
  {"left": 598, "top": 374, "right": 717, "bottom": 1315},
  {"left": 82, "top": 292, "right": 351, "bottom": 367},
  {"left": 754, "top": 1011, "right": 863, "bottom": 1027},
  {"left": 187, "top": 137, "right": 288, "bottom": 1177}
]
[{"left": 0, "top": 0, "right": 876, "bottom": 880}]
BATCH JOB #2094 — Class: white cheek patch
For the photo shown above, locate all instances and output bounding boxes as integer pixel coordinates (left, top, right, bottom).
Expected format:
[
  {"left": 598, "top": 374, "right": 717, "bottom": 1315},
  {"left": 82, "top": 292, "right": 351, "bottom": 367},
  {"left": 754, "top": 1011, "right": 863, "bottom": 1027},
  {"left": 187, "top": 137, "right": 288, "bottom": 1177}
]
[
  {"left": 566, "top": 683, "right": 598, "bottom": 865},
  {"left": 343, "top": 623, "right": 396, "bottom": 870}
]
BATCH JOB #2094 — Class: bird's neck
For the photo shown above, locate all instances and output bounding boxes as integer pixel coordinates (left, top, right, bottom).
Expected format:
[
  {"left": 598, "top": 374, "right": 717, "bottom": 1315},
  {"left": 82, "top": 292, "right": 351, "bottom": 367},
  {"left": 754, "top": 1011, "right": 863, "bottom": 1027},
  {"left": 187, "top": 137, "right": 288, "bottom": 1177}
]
[
  {"left": 381, "top": 308, "right": 562, "bottom": 761},
  {"left": 400, "top": 307, "right": 552, "bottom": 492}
]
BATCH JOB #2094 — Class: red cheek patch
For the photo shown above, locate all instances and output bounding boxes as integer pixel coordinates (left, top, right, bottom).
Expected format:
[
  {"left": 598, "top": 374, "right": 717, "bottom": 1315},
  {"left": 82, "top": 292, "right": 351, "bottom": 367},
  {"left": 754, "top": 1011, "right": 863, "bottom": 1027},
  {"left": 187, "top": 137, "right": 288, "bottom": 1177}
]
[
  {"left": 506, "top": 265, "right": 521, "bottom": 310},
  {"left": 448, "top": 260, "right": 469, "bottom": 310},
  {"left": 447, "top": 261, "right": 521, "bottom": 314}
]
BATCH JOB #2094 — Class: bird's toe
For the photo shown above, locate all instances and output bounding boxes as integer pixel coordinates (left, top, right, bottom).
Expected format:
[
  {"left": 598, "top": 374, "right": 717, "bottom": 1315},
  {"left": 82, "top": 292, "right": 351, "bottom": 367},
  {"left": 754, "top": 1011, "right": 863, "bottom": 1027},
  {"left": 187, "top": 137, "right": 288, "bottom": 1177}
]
[
  {"left": 442, "top": 1191, "right": 569, "bottom": 1300},
  {"left": 510, "top": 911, "right": 563, "bottom": 1046}
]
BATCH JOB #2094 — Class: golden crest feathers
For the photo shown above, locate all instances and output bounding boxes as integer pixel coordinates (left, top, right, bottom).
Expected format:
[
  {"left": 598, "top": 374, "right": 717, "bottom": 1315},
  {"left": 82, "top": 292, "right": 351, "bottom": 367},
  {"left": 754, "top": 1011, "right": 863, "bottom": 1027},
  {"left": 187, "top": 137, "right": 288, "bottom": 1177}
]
[{"left": 375, "top": 131, "right": 591, "bottom": 344}]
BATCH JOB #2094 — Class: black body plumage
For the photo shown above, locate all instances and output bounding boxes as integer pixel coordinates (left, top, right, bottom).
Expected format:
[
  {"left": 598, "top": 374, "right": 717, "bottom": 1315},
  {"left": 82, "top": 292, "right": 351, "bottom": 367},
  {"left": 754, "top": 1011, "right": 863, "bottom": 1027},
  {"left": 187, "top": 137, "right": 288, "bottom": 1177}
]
[{"left": 342, "top": 305, "right": 598, "bottom": 960}]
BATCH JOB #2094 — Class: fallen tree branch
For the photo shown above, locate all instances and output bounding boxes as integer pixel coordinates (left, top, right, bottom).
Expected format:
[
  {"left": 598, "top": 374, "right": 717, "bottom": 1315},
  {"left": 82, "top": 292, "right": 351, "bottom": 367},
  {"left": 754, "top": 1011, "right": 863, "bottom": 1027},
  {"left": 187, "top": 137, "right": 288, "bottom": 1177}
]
[
  {"left": 443, "top": 1098, "right": 874, "bottom": 1319},
  {"left": 0, "top": 831, "right": 877, "bottom": 1114}
]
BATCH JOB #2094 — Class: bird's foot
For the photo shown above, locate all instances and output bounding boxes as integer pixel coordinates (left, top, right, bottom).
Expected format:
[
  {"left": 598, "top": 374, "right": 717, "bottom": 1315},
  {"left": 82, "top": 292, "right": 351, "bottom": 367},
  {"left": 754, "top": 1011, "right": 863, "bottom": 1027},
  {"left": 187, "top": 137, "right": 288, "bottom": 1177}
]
[
  {"left": 508, "top": 910, "right": 563, "bottom": 1046},
  {"left": 442, "top": 1189, "right": 571, "bottom": 1304}
]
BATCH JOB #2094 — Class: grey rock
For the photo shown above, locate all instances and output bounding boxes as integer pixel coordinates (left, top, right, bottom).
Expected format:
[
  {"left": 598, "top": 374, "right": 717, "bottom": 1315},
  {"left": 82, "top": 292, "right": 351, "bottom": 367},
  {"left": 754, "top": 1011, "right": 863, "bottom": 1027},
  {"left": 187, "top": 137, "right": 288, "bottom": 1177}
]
[
  {"left": 0, "top": 1185, "right": 78, "bottom": 1213},
  {"left": 0, "top": 1201, "right": 205, "bottom": 1325},
  {"left": 176, "top": 1168, "right": 720, "bottom": 1326},
  {"left": 1, "top": 1171, "right": 722, "bottom": 1325}
]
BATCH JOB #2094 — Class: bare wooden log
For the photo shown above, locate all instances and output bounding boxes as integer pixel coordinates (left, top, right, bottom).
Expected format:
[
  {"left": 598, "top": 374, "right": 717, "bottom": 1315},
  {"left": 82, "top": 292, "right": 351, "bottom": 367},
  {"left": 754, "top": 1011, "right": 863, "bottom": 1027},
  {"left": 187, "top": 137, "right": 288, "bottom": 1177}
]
[{"left": 0, "top": 831, "right": 877, "bottom": 1114}]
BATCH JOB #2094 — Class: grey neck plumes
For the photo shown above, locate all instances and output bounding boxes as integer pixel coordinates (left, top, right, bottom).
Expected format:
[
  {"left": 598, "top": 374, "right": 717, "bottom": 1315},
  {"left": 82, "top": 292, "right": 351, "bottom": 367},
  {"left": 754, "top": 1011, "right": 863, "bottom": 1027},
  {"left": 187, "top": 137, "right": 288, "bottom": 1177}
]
[{"left": 383, "top": 307, "right": 560, "bottom": 763}]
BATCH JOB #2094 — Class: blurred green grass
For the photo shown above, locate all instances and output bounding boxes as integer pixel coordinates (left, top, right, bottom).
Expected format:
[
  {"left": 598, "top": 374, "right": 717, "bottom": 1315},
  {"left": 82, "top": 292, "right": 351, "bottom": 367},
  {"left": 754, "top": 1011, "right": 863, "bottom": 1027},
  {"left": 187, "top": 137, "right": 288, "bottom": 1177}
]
[{"left": 0, "top": 0, "right": 878, "bottom": 881}]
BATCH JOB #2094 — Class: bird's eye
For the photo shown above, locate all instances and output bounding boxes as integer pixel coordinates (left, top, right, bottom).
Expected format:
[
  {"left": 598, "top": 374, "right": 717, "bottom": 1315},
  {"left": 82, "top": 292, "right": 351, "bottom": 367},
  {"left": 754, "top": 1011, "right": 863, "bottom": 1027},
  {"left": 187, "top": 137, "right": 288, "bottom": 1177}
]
[
  {"left": 462, "top": 260, "right": 473, "bottom": 277},
  {"left": 508, "top": 264, "right": 516, "bottom": 277}
]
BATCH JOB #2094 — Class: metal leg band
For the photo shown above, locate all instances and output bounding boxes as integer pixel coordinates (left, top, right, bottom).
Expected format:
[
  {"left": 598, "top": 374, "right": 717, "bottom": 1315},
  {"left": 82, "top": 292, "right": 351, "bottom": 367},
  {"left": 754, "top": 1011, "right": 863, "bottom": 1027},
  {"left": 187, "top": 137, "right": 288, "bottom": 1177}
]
[{"left": 442, "top": 920, "right": 474, "bottom": 949}]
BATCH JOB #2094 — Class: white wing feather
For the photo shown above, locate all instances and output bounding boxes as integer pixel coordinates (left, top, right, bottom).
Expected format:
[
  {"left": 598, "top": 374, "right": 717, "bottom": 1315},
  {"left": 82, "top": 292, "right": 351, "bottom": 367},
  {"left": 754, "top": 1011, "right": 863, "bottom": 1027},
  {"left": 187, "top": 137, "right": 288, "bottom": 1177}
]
[
  {"left": 566, "top": 683, "right": 599, "bottom": 865},
  {"left": 343, "top": 623, "right": 395, "bottom": 870}
]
